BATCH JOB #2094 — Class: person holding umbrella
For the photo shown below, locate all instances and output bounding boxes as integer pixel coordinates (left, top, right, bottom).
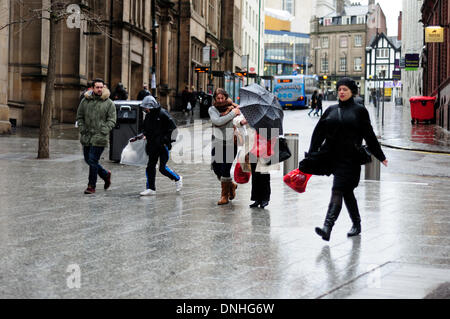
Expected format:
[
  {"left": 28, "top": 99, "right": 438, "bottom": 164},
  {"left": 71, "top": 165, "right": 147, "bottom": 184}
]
[
  {"left": 233, "top": 114, "right": 280, "bottom": 208},
  {"left": 237, "top": 84, "right": 285, "bottom": 208},
  {"left": 304, "top": 78, "right": 388, "bottom": 241},
  {"left": 209, "top": 88, "right": 240, "bottom": 205}
]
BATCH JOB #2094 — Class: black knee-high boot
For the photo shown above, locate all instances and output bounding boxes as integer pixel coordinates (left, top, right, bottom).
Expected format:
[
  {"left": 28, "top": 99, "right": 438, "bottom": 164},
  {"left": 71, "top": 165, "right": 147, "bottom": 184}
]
[
  {"left": 315, "top": 190, "right": 343, "bottom": 241},
  {"left": 344, "top": 191, "right": 361, "bottom": 237}
]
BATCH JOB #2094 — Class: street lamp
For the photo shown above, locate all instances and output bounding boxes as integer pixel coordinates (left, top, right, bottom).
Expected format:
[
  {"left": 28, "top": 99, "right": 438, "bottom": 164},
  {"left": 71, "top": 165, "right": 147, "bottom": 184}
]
[
  {"left": 343, "top": 51, "right": 347, "bottom": 77},
  {"left": 291, "top": 41, "right": 296, "bottom": 71}
]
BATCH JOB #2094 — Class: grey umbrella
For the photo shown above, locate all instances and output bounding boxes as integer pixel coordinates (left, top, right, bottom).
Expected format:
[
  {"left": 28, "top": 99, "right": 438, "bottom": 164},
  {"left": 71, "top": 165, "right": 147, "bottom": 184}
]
[{"left": 239, "top": 83, "right": 284, "bottom": 136}]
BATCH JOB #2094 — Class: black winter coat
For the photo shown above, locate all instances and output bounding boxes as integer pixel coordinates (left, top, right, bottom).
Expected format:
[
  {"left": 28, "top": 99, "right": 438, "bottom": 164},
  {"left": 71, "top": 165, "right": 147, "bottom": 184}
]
[
  {"left": 141, "top": 107, "right": 177, "bottom": 154},
  {"left": 308, "top": 97, "right": 386, "bottom": 166}
]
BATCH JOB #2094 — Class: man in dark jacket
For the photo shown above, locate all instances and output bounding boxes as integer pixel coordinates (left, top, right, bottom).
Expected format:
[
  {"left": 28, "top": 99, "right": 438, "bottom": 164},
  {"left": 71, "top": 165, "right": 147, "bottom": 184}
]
[
  {"left": 112, "top": 83, "right": 128, "bottom": 100},
  {"left": 137, "top": 84, "right": 150, "bottom": 101},
  {"left": 134, "top": 95, "right": 182, "bottom": 196},
  {"left": 76, "top": 78, "right": 116, "bottom": 194},
  {"left": 181, "top": 86, "right": 192, "bottom": 113}
]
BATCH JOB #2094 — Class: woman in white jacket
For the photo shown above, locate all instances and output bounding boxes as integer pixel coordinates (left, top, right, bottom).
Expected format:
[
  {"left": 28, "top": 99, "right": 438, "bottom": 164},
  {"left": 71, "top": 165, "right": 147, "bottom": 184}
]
[{"left": 233, "top": 114, "right": 280, "bottom": 208}]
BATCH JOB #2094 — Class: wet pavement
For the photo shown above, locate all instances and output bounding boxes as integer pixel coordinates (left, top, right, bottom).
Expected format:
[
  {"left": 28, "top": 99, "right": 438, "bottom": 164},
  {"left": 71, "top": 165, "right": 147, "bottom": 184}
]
[
  {"left": 0, "top": 101, "right": 449, "bottom": 299},
  {"left": 367, "top": 101, "right": 450, "bottom": 154}
]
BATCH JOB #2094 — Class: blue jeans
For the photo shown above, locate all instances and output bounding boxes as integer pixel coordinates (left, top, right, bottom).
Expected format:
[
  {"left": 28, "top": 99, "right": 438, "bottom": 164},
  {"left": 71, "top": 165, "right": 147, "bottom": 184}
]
[{"left": 83, "top": 146, "right": 108, "bottom": 188}]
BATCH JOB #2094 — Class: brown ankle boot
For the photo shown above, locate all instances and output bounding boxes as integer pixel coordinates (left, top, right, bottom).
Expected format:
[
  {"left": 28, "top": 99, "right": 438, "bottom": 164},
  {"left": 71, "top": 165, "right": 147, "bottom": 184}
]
[
  {"left": 217, "top": 181, "right": 229, "bottom": 205},
  {"left": 229, "top": 181, "right": 238, "bottom": 200}
]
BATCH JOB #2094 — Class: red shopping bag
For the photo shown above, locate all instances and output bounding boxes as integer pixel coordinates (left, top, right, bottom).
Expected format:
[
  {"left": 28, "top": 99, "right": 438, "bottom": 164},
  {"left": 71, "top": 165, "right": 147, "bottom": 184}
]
[
  {"left": 234, "top": 162, "right": 251, "bottom": 184},
  {"left": 283, "top": 169, "right": 312, "bottom": 193},
  {"left": 250, "top": 133, "right": 277, "bottom": 159}
]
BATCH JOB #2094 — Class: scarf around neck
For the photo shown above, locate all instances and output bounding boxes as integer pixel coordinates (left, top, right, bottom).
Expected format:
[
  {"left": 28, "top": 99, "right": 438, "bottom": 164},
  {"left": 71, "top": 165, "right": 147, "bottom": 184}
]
[{"left": 214, "top": 99, "right": 233, "bottom": 113}]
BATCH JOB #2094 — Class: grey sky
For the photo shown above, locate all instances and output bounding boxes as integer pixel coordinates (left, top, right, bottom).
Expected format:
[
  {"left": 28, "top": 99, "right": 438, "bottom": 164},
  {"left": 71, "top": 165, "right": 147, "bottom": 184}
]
[{"left": 361, "top": 0, "right": 403, "bottom": 37}]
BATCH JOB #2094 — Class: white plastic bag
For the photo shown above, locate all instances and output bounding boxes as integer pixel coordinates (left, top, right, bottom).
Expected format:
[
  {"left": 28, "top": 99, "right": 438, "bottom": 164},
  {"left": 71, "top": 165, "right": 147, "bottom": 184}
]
[
  {"left": 187, "top": 102, "right": 192, "bottom": 111},
  {"left": 120, "top": 139, "right": 148, "bottom": 166}
]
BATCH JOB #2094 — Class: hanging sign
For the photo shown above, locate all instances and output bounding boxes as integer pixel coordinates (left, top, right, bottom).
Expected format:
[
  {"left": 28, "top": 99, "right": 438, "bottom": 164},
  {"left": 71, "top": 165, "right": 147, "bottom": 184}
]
[
  {"left": 203, "top": 46, "right": 211, "bottom": 64},
  {"left": 405, "top": 54, "right": 420, "bottom": 71},
  {"left": 425, "top": 26, "right": 444, "bottom": 43}
]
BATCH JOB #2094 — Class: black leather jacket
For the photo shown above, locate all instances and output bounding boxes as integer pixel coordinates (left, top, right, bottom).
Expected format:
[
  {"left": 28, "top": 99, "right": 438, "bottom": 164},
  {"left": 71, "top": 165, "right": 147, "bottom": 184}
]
[{"left": 308, "top": 97, "right": 386, "bottom": 164}]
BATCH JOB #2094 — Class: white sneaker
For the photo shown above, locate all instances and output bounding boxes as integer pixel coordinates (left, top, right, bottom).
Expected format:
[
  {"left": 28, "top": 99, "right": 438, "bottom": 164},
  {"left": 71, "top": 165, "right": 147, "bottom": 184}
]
[
  {"left": 140, "top": 189, "right": 156, "bottom": 196},
  {"left": 175, "top": 176, "right": 183, "bottom": 192}
]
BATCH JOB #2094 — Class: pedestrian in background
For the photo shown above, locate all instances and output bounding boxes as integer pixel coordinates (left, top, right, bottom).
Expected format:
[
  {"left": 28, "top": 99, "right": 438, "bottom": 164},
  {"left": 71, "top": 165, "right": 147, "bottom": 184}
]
[
  {"left": 308, "top": 90, "right": 318, "bottom": 116},
  {"left": 209, "top": 88, "right": 240, "bottom": 205},
  {"left": 233, "top": 114, "right": 280, "bottom": 208},
  {"left": 189, "top": 85, "right": 197, "bottom": 115},
  {"left": 137, "top": 84, "right": 151, "bottom": 101},
  {"left": 112, "top": 82, "right": 128, "bottom": 100},
  {"left": 371, "top": 89, "right": 377, "bottom": 107},
  {"left": 313, "top": 91, "right": 323, "bottom": 117},
  {"left": 133, "top": 95, "right": 182, "bottom": 196},
  {"left": 308, "top": 77, "right": 388, "bottom": 241},
  {"left": 79, "top": 81, "right": 93, "bottom": 103},
  {"left": 181, "top": 86, "right": 192, "bottom": 114},
  {"left": 76, "top": 78, "right": 116, "bottom": 194}
]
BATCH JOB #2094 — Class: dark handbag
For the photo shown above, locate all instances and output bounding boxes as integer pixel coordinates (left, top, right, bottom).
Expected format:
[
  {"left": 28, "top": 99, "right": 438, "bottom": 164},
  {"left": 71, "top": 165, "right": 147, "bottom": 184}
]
[
  {"left": 298, "top": 148, "right": 334, "bottom": 176},
  {"left": 261, "top": 137, "right": 291, "bottom": 165},
  {"left": 356, "top": 144, "right": 372, "bottom": 165}
]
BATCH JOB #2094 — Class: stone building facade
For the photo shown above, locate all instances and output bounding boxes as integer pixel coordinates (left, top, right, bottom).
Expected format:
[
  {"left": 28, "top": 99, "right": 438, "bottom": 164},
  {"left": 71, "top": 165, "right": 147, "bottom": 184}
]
[
  {"left": 2, "top": 0, "right": 244, "bottom": 130},
  {"left": 6, "top": 0, "right": 152, "bottom": 127},
  {"left": 309, "top": 0, "right": 387, "bottom": 96},
  {"left": 0, "top": 0, "right": 11, "bottom": 133}
]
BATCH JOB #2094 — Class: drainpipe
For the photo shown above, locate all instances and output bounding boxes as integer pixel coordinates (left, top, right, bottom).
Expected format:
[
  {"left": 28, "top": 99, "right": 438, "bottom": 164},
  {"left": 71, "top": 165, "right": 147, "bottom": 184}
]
[
  {"left": 108, "top": 0, "right": 113, "bottom": 88},
  {"left": 176, "top": 0, "right": 181, "bottom": 96},
  {"left": 151, "top": 0, "right": 157, "bottom": 98},
  {"left": 257, "top": 0, "right": 261, "bottom": 83}
]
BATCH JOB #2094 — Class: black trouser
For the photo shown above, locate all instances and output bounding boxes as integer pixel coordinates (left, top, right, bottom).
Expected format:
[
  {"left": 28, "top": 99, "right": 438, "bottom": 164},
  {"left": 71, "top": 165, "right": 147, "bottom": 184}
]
[
  {"left": 250, "top": 163, "right": 271, "bottom": 202},
  {"left": 324, "top": 162, "right": 361, "bottom": 227},
  {"left": 212, "top": 143, "right": 237, "bottom": 180},
  {"left": 146, "top": 145, "right": 180, "bottom": 190}
]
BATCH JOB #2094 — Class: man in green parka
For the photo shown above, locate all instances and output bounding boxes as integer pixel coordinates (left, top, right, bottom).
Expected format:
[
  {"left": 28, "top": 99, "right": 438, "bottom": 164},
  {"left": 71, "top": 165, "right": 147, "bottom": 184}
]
[{"left": 76, "top": 78, "right": 117, "bottom": 194}]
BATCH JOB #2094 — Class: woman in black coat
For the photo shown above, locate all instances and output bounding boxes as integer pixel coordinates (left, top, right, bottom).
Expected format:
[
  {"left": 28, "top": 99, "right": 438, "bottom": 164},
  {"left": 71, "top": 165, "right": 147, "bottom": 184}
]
[{"left": 308, "top": 78, "right": 388, "bottom": 241}]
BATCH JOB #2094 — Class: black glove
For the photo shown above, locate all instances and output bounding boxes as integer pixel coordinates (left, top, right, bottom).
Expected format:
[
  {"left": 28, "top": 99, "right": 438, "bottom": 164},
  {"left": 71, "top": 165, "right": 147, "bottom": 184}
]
[{"left": 163, "top": 136, "right": 172, "bottom": 150}]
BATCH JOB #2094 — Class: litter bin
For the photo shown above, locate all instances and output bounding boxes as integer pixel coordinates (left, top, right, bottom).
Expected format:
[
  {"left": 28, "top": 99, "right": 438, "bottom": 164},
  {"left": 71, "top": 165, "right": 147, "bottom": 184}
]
[
  {"left": 409, "top": 96, "right": 436, "bottom": 124},
  {"left": 109, "top": 101, "right": 142, "bottom": 162},
  {"left": 364, "top": 155, "right": 380, "bottom": 180},
  {"left": 283, "top": 133, "right": 299, "bottom": 176},
  {"left": 200, "top": 94, "right": 212, "bottom": 118}
]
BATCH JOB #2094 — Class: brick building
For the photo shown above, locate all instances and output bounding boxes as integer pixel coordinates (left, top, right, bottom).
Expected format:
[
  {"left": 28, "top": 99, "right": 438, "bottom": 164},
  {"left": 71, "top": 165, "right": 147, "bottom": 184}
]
[{"left": 421, "top": 0, "right": 450, "bottom": 131}]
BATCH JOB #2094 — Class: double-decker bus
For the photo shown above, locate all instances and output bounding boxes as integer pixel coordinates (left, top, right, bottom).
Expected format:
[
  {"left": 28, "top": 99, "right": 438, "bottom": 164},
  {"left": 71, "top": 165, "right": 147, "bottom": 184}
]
[{"left": 273, "top": 74, "right": 319, "bottom": 109}]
